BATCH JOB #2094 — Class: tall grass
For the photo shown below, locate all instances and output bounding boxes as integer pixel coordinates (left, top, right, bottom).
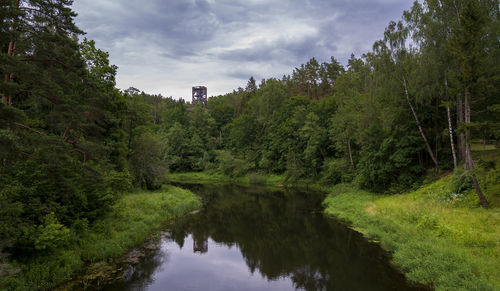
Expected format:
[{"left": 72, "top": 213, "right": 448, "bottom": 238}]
[
  {"left": 2, "top": 185, "right": 201, "bottom": 290},
  {"left": 323, "top": 177, "right": 500, "bottom": 290}
]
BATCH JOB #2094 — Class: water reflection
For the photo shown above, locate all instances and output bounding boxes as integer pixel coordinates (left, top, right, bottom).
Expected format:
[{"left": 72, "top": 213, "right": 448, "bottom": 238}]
[{"left": 102, "top": 184, "right": 427, "bottom": 291}]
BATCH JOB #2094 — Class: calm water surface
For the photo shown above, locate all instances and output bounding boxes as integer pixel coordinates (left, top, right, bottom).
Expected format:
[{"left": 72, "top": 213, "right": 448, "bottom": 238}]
[{"left": 100, "top": 184, "right": 426, "bottom": 291}]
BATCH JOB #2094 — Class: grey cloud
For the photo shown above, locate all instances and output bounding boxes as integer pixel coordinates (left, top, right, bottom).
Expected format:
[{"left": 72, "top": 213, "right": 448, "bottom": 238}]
[
  {"left": 224, "top": 70, "right": 262, "bottom": 81},
  {"left": 73, "top": 0, "right": 415, "bottom": 98},
  {"left": 215, "top": 35, "right": 322, "bottom": 65}
]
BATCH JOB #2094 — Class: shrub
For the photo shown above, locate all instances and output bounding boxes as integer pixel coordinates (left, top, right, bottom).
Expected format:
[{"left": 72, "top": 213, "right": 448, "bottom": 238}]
[
  {"left": 320, "top": 158, "right": 353, "bottom": 185},
  {"left": 248, "top": 173, "right": 266, "bottom": 184},
  {"left": 216, "top": 150, "right": 248, "bottom": 177},
  {"left": 34, "top": 213, "right": 70, "bottom": 251}
]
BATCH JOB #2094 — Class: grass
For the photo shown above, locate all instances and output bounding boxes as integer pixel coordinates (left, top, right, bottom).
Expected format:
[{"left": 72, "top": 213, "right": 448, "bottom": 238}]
[
  {"left": 79, "top": 185, "right": 201, "bottom": 262},
  {"left": 166, "top": 171, "right": 324, "bottom": 190},
  {"left": 166, "top": 171, "right": 238, "bottom": 184},
  {"left": 470, "top": 140, "right": 498, "bottom": 152},
  {"left": 323, "top": 177, "right": 500, "bottom": 290},
  {"left": 2, "top": 185, "right": 201, "bottom": 290}
]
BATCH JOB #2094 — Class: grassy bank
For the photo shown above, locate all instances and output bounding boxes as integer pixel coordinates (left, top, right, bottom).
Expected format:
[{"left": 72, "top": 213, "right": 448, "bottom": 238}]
[
  {"left": 2, "top": 185, "right": 201, "bottom": 290},
  {"left": 166, "top": 171, "right": 324, "bottom": 190},
  {"left": 323, "top": 177, "right": 500, "bottom": 290}
]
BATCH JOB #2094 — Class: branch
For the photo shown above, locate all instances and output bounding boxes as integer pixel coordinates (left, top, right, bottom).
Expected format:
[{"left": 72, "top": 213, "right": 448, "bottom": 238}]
[
  {"left": 18, "top": 151, "right": 33, "bottom": 158},
  {"left": 13, "top": 122, "right": 46, "bottom": 135},
  {"left": 21, "top": 90, "right": 60, "bottom": 104},
  {"left": 19, "top": 7, "right": 41, "bottom": 13},
  {"left": 62, "top": 123, "right": 70, "bottom": 139},
  {"left": 20, "top": 58, "right": 73, "bottom": 70},
  {"left": 47, "top": 58, "right": 73, "bottom": 70},
  {"left": 68, "top": 149, "right": 86, "bottom": 165}
]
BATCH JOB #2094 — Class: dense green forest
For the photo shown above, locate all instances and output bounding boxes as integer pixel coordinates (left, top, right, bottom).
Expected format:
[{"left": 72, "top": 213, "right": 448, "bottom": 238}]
[
  {"left": 0, "top": 0, "right": 499, "bottom": 288},
  {"left": 148, "top": 0, "right": 498, "bottom": 196}
]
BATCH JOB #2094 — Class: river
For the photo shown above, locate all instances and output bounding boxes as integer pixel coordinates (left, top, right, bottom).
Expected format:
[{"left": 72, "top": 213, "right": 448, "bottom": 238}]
[{"left": 97, "top": 184, "right": 426, "bottom": 291}]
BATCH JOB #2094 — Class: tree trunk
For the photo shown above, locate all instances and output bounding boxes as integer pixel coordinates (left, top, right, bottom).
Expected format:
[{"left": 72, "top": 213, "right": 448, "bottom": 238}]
[
  {"left": 403, "top": 77, "right": 440, "bottom": 172},
  {"left": 128, "top": 118, "right": 133, "bottom": 151},
  {"left": 435, "top": 132, "right": 439, "bottom": 164},
  {"left": 347, "top": 138, "right": 354, "bottom": 169},
  {"left": 464, "top": 89, "right": 471, "bottom": 171},
  {"left": 445, "top": 78, "right": 458, "bottom": 168},
  {"left": 464, "top": 88, "right": 489, "bottom": 208},
  {"left": 447, "top": 105, "right": 458, "bottom": 168},
  {"left": 457, "top": 95, "right": 466, "bottom": 162},
  {"left": 471, "top": 173, "right": 489, "bottom": 208},
  {"left": 2, "top": 0, "right": 20, "bottom": 105}
]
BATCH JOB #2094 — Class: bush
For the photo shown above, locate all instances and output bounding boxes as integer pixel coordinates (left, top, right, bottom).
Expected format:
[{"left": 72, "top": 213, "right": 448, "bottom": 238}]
[
  {"left": 248, "top": 173, "right": 266, "bottom": 184},
  {"left": 34, "top": 213, "right": 70, "bottom": 251},
  {"left": 485, "top": 167, "right": 500, "bottom": 203},
  {"left": 103, "top": 169, "right": 132, "bottom": 195},
  {"left": 320, "top": 158, "right": 353, "bottom": 185},
  {"left": 216, "top": 150, "right": 248, "bottom": 177}
]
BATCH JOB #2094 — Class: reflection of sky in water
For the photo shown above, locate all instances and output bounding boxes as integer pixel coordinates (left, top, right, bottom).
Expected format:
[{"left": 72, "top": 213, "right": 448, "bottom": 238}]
[
  {"left": 147, "top": 234, "right": 298, "bottom": 291},
  {"left": 100, "top": 185, "right": 423, "bottom": 291}
]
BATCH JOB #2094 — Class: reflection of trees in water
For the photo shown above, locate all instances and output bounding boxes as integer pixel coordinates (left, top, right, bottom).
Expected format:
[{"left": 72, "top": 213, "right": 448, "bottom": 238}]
[
  {"left": 292, "top": 265, "right": 330, "bottom": 291},
  {"left": 171, "top": 184, "right": 425, "bottom": 291},
  {"left": 101, "top": 238, "right": 167, "bottom": 291}
]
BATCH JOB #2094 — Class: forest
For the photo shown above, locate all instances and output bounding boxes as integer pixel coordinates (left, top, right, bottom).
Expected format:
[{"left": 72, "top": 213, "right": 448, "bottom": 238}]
[{"left": 0, "top": 0, "right": 499, "bottom": 289}]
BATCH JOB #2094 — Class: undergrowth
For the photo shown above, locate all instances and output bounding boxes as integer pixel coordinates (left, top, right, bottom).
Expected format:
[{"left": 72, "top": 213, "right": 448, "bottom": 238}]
[{"left": 1, "top": 185, "right": 201, "bottom": 290}]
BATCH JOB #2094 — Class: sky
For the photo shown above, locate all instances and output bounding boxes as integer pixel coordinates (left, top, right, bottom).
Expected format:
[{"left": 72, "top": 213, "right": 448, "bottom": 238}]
[{"left": 73, "top": 0, "right": 415, "bottom": 100}]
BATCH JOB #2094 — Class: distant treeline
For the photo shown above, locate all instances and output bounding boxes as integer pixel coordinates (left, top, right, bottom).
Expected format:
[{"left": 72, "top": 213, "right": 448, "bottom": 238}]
[{"left": 154, "top": 0, "right": 500, "bottom": 194}]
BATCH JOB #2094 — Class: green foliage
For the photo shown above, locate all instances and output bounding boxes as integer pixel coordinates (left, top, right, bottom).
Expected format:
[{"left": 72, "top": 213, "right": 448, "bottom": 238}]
[
  {"left": 320, "top": 158, "right": 353, "bottom": 185},
  {"left": 79, "top": 186, "right": 200, "bottom": 262},
  {"left": 102, "top": 169, "right": 132, "bottom": 195},
  {"left": 34, "top": 213, "right": 70, "bottom": 251},
  {"left": 5, "top": 250, "right": 83, "bottom": 291},
  {"left": 227, "top": 114, "right": 257, "bottom": 153},
  {"left": 210, "top": 104, "right": 234, "bottom": 131},
  {"left": 247, "top": 172, "right": 267, "bottom": 184},
  {"left": 216, "top": 150, "right": 248, "bottom": 177},
  {"left": 357, "top": 123, "right": 425, "bottom": 192},
  {"left": 169, "top": 3, "right": 498, "bottom": 195},
  {"left": 2, "top": 187, "right": 200, "bottom": 290},
  {"left": 285, "top": 150, "right": 305, "bottom": 182},
  {"left": 80, "top": 38, "right": 118, "bottom": 87},
  {"left": 1, "top": 0, "right": 498, "bottom": 288},
  {"left": 299, "top": 112, "right": 325, "bottom": 177},
  {"left": 449, "top": 168, "right": 474, "bottom": 194},
  {"left": 131, "top": 131, "right": 166, "bottom": 189}
]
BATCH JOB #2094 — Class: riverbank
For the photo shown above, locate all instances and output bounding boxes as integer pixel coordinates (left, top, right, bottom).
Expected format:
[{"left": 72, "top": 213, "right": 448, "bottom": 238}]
[
  {"left": 1, "top": 185, "right": 201, "bottom": 290},
  {"left": 167, "top": 171, "right": 286, "bottom": 185},
  {"left": 166, "top": 171, "right": 325, "bottom": 190},
  {"left": 323, "top": 177, "right": 500, "bottom": 290}
]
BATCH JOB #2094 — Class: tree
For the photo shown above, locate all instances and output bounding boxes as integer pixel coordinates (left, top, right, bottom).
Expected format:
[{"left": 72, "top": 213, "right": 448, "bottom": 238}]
[
  {"left": 164, "top": 122, "right": 188, "bottom": 171},
  {"left": 319, "top": 57, "right": 344, "bottom": 98},
  {"left": 131, "top": 131, "right": 166, "bottom": 189},
  {"left": 246, "top": 76, "right": 257, "bottom": 93},
  {"left": 404, "top": 0, "right": 461, "bottom": 169},
  {"left": 449, "top": 0, "right": 495, "bottom": 208},
  {"left": 80, "top": 38, "right": 118, "bottom": 88},
  {"left": 299, "top": 112, "right": 325, "bottom": 176},
  {"left": 1, "top": 0, "right": 83, "bottom": 106},
  {"left": 374, "top": 20, "right": 440, "bottom": 172}
]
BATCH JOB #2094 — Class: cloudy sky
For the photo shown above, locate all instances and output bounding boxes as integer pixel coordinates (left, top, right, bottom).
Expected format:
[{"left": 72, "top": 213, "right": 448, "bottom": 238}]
[{"left": 73, "top": 0, "right": 415, "bottom": 100}]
